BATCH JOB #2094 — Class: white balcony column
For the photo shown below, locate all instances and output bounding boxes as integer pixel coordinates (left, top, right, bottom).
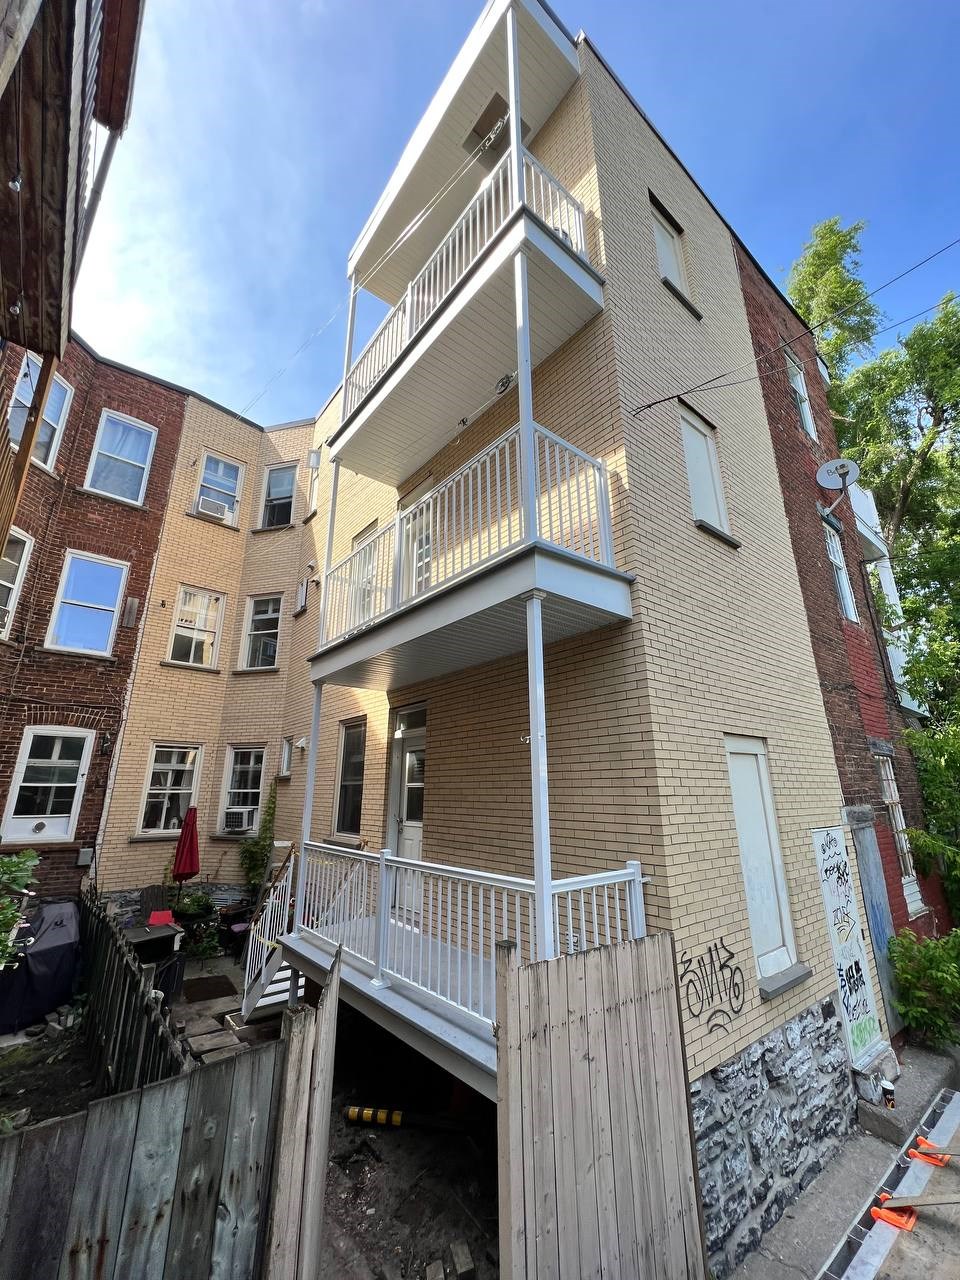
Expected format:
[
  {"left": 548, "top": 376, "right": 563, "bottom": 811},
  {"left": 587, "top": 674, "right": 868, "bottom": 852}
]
[
  {"left": 524, "top": 590, "right": 556, "bottom": 960},
  {"left": 294, "top": 681, "right": 324, "bottom": 935},
  {"left": 340, "top": 273, "right": 358, "bottom": 423},
  {"left": 506, "top": 4, "right": 524, "bottom": 209},
  {"left": 514, "top": 250, "right": 538, "bottom": 541},
  {"left": 318, "top": 459, "right": 340, "bottom": 646}
]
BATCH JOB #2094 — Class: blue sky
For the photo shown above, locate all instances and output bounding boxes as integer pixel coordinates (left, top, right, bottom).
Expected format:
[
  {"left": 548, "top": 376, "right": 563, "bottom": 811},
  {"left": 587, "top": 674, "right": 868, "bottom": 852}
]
[{"left": 73, "top": 0, "right": 960, "bottom": 426}]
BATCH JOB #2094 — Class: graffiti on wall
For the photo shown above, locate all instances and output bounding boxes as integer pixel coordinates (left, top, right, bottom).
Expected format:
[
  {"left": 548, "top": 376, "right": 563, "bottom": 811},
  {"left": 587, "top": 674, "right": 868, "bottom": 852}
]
[
  {"left": 679, "top": 937, "right": 745, "bottom": 1036},
  {"left": 814, "top": 826, "right": 884, "bottom": 1064}
]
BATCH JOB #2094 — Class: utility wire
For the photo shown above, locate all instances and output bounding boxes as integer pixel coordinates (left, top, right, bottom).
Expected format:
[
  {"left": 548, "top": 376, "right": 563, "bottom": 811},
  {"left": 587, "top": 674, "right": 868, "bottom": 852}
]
[{"left": 633, "top": 233, "right": 960, "bottom": 415}]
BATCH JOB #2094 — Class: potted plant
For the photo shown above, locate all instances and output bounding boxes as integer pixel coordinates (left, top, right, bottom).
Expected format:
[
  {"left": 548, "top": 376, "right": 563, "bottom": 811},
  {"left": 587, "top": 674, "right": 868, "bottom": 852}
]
[{"left": 172, "top": 890, "right": 215, "bottom": 925}]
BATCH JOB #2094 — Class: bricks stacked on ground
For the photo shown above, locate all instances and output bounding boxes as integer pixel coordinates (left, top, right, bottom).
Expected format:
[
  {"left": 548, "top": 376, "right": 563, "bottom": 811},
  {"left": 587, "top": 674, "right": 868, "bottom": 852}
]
[
  {"left": 0, "top": 338, "right": 187, "bottom": 897},
  {"left": 734, "top": 243, "right": 951, "bottom": 940}
]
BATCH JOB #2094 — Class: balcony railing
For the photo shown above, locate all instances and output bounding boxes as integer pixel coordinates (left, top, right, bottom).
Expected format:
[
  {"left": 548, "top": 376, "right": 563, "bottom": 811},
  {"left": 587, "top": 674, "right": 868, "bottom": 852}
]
[
  {"left": 321, "top": 423, "right": 614, "bottom": 645},
  {"left": 343, "top": 147, "right": 589, "bottom": 417},
  {"left": 295, "top": 843, "right": 646, "bottom": 1026}
]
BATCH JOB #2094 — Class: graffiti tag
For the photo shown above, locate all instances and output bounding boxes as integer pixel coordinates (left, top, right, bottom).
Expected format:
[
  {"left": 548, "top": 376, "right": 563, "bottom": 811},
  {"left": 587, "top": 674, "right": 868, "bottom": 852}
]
[{"left": 679, "top": 937, "right": 745, "bottom": 1036}]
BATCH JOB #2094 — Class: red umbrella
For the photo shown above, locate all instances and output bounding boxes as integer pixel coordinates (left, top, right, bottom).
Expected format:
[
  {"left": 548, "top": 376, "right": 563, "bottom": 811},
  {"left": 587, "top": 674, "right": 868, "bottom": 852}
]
[{"left": 172, "top": 806, "right": 200, "bottom": 885}]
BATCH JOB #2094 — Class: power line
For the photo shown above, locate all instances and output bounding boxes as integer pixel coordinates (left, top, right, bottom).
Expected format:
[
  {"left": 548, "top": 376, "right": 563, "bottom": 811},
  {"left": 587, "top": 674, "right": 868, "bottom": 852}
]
[{"left": 633, "top": 233, "right": 960, "bottom": 415}]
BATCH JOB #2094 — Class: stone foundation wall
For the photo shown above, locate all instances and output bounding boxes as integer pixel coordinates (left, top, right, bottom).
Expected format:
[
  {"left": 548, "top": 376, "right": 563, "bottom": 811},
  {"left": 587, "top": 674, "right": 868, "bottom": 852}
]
[
  {"left": 104, "top": 882, "right": 248, "bottom": 926},
  {"left": 692, "top": 993, "right": 855, "bottom": 1276}
]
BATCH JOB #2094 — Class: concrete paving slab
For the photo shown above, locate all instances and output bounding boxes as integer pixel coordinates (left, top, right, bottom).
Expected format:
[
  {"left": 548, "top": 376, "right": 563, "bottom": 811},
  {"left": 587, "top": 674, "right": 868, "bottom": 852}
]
[{"left": 858, "top": 1045, "right": 959, "bottom": 1146}]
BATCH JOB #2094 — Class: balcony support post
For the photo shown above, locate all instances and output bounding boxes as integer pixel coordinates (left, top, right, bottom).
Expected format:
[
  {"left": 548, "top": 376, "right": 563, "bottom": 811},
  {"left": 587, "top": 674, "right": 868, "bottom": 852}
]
[
  {"left": 506, "top": 4, "right": 524, "bottom": 210},
  {"left": 294, "top": 681, "right": 324, "bottom": 935},
  {"left": 524, "top": 590, "right": 557, "bottom": 961},
  {"left": 341, "top": 273, "right": 358, "bottom": 422},
  {"left": 514, "top": 251, "right": 537, "bottom": 542}
]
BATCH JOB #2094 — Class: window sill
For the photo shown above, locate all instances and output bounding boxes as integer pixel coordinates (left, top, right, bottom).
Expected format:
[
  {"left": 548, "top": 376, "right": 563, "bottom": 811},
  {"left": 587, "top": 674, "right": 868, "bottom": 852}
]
[
  {"left": 76, "top": 486, "right": 147, "bottom": 511},
  {"left": 37, "top": 645, "right": 117, "bottom": 663},
  {"left": 758, "top": 961, "right": 813, "bottom": 1001},
  {"left": 185, "top": 510, "right": 240, "bottom": 531},
  {"left": 694, "top": 519, "right": 741, "bottom": 549},
  {"left": 276, "top": 773, "right": 292, "bottom": 783},
  {"left": 303, "top": 509, "right": 318, "bottom": 525},
  {"left": 292, "top": 606, "right": 307, "bottom": 618},
  {"left": 661, "top": 276, "right": 702, "bottom": 321},
  {"left": 328, "top": 834, "right": 364, "bottom": 849},
  {"left": 128, "top": 833, "right": 182, "bottom": 843},
  {"left": 159, "top": 660, "right": 222, "bottom": 674},
  {"left": 251, "top": 523, "right": 295, "bottom": 535},
  {"left": 208, "top": 832, "right": 248, "bottom": 842},
  {"left": 231, "top": 666, "right": 280, "bottom": 676}
]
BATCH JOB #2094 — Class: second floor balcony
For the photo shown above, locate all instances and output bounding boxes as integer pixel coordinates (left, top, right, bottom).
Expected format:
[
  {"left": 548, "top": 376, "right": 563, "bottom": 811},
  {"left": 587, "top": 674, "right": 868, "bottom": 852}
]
[{"left": 331, "top": 146, "right": 605, "bottom": 489}]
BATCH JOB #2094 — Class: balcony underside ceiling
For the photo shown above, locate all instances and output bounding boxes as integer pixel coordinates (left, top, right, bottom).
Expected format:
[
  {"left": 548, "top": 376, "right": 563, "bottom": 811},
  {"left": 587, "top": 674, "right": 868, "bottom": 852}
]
[
  {"left": 311, "top": 542, "right": 632, "bottom": 692},
  {"left": 332, "top": 217, "right": 604, "bottom": 487},
  {"left": 349, "top": 0, "right": 579, "bottom": 304}
]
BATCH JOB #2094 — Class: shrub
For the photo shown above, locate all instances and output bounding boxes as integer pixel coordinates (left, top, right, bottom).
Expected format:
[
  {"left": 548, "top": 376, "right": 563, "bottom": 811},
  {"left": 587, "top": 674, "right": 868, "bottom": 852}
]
[
  {"left": 889, "top": 928, "right": 960, "bottom": 1045},
  {"left": 0, "top": 850, "right": 39, "bottom": 969},
  {"left": 238, "top": 781, "right": 277, "bottom": 893}
]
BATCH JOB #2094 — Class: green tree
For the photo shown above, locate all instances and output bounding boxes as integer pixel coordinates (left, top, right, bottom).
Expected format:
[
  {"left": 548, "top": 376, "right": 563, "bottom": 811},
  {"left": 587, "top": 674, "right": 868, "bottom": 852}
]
[{"left": 785, "top": 216, "right": 881, "bottom": 379}]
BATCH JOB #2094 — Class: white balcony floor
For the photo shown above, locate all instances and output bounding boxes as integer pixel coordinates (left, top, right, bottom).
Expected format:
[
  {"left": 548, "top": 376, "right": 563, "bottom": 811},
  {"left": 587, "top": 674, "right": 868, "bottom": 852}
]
[{"left": 331, "top": 215, "right": 604, "bottom": 487}]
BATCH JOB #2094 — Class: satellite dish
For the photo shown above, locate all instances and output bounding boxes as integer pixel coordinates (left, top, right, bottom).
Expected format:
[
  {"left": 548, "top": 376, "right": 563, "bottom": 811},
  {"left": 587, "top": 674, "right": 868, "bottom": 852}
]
[{"left": 816, "top": 458, "right": 860, "bottom": 491}]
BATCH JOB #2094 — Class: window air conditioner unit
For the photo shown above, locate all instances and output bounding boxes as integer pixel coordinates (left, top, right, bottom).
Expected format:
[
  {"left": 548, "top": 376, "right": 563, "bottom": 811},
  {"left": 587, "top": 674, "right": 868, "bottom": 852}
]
[
  {"left": 198, "top": 495, "right": 229, "bottom": 520},
  {"left": 224, "top": 807, "right": 257, "bottom": 832}
]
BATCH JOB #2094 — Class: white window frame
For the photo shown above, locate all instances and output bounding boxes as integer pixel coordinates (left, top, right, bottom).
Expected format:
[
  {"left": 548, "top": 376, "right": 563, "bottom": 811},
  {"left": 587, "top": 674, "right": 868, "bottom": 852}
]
[
  {"left": 259, "top": 462, "right": 297, "bottom": 529},
  {"left": 333, "top": 718, "right": 366, "bottom": 840},
  {"left": 220, "top": 745, "right": 266, "bottom": 834},
  {"left": 138, "top": 742, "right": 202, "bottom": 836},
  {"left": 45, "top": 549, "right": 128, "bottom": 657},
  {"left": 307, "top": 463, "right": 319, "bottom": 516},
  {"left": 240, "top": 593, "right": 282, "bottom": 670},
  {"left": 83, "top": 409, "right": 158, "bottom": 506},
  {"left": 875, "top": 753, "right": 923, "bottom": 912},
  {"left": 650, "top": 201, "right": 689, "bottom": 296},
  {"left": 167, "top": 585, "right": 225, "bottom": 669},
  {"left": 724, "top": 734, "right": 798, "bottom": 979},
  {"left": 823, "top": 523, "right": 859, "bottom": 622},
  {"left": 785, "top": 348, "right": 817, "bottom": 439},
  {"left": 294, "top": 577, "right": 309, "bottom": 613},
  {"left": 279, "top": 736, "right": 293, "bottom": 778},
  {"left": 679, "top": 406, "right": 731, "bottom": 533},
  {"left": 195, "top": 450, "right": 245, "bottom": 526},
  {"left": 0, "top": 525, "right": 33, "bottom": 640},
  {"left": 1, "top": 725, "right": 96, "bottom": 842},
  {"left": 6, "top": 353, "right": 74, "bottom": 471}
]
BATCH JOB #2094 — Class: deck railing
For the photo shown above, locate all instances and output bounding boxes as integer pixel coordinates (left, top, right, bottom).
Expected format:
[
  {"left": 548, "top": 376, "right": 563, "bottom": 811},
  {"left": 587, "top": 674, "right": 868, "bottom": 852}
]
[
  {"left": 343, "top": 146, "right": 588, "bottom": 417},
  {"left": 296, "top": 843, "right": 646, "bottom": 1026},
  {"left": 321, "top": 423, "right": 613, "bottom": 645}
]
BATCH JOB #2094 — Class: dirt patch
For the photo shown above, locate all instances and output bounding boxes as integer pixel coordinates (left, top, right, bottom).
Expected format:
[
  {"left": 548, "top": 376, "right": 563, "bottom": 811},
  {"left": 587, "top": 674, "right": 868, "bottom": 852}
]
[
  {"left": 0, "top": 1030, "right": 99, "bottom": 1127},
  {"left": 321, "top": 1006, "right": 499, "bottom": 1279}
]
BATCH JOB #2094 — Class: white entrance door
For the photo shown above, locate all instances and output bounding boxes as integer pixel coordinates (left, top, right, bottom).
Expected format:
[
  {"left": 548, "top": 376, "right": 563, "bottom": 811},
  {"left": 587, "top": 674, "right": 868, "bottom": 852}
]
[{"left": 397, "top": 731, "right": 425, "bottom": 861}]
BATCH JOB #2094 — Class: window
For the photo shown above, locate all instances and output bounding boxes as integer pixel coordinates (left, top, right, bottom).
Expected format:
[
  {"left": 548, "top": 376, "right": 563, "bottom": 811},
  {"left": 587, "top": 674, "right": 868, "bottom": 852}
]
[
  {"left": 222, "top": 747, "right": 264, "bottom": 832},
  {"left": 307, "top": 463, "right": 319, "bottom": 516},
  {"left": 1, "top": 726, "right": 95, "bottom": 842},
  {"left": 823, "top": 524, "right": 859, "bottom": 622},
  {"left": 140, "top": 744, "right": 200, "bottom": 833},
  {"left": 0, "top": 527, "right": 33, "bottom": 639},
  {"left": 650, "top": 198, "right": 689, "bottom": 295},
  {"left": 196, "top": 452, "right": 243, "bottom": 524},
  {"left": 243, "top": 595, "right": 281, "bottom": 668},
  {"left": 875, "top": 754, "right": 920, "bottom": 893},
  {"left": 335, "top": 720, "right": 366, "bottom": 837},
  {"left": 785, "top": 349, "right": 817, "bottom": 438},
  {"left": 724, "top": 735, "right": 797, "bottom": 979},
  {"left": 260, "top": 464, "right": 296, "bottom": 528},
  {"left": 279, "top": 737, "right": 293, "bottom": 778},
  {"left": 85, "top": 411, "right": 157, "bottom": 504},
  {"left": 169, "top": 586, "right": 223, "bottom": 667},
  {"left": 46, "top": 551, "right": 127, "bottom": 656},
  {"left": 7, "top": 354, "right": 73, "bottom": 468},
  {"left": 680, "top": 407, "right": 730, "bottom": 534},
  {"left": 295, "top": 577, "right": 309, "bottom": 613}
]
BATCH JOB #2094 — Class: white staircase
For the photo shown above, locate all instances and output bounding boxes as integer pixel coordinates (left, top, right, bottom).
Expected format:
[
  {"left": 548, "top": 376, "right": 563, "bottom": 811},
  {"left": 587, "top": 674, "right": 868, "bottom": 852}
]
[{"left": 241, "top": 854, "right": 296, "bottom": 1020}]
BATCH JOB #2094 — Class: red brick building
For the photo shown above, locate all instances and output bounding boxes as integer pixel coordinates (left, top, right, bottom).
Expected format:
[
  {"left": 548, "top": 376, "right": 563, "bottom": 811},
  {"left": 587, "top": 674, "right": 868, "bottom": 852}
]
[
  {"left": 733, "top": 241, "right": 950, "bottom": 1027},
  {"left": 0, "top": 336, "right": 187, "bottom": 896}
]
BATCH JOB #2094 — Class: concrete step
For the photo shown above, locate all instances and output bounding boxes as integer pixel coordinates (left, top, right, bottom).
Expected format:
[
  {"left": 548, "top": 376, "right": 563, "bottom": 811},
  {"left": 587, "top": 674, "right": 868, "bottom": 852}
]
[{"left": 858, "top": 1043, "right": 960, "bottom": 1146}]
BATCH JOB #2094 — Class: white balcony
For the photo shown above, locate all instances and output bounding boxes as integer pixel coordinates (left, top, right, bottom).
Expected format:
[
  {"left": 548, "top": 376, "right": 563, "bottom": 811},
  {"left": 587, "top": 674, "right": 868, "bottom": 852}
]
[
  {"left": 313, "top": 423, "right": 632, "bottom": 690},
  {"left": 276, "top": 843, "right": 647, "bottom": 1097},
  {"left": 332, "top": 145, "right": 604, "bottom": 487}
]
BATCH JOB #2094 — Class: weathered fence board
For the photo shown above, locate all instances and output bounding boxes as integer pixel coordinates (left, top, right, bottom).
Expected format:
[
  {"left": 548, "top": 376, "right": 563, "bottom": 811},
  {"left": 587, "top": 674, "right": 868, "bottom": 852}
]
[
  {"left": 497, "top": 932, "right": 708, "bottom": 1280},
  {"left": 0, "top": 1112, "right": 85, "bottom": 1280}
]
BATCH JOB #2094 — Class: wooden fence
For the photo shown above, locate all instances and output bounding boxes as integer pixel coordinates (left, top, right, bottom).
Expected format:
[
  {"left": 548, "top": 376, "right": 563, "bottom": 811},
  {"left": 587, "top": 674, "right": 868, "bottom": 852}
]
[
  {"left": 496, "top": 931, "right": 708, "bottom": 1280},
  {"left": 78, "top": 880, "right": 187, "bottom": 1091},
  {"left": 0, "top": 952, "right": 343, "bottom": 1280}
]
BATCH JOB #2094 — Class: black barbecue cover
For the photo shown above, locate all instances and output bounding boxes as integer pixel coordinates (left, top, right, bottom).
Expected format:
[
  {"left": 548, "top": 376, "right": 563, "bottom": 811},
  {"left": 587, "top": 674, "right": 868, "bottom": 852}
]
[{"left": 0, "top": 902, "right": 79, "bottom": 1033}]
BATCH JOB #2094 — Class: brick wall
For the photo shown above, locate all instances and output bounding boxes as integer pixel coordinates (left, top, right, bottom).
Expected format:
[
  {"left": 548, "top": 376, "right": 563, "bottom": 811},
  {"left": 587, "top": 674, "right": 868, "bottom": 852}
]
[
  {"left": 733, "top": 243, "right": 950, "bottom": 937},
  {"left": 0, "top": 338, "right": 187, "bottom": 896}
]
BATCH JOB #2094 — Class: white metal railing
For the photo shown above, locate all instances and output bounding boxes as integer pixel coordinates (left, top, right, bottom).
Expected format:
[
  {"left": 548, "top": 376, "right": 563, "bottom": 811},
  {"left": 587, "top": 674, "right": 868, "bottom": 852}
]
[
  {"left": 242, "top": 854, "right": 296, "bottom": 1017},
  {"left": 343, "top": 147, "right": 588, "bottom": 417},
  {"left": 297, "top": 843, "right": 645, "bottom": 1026},
  {"left": 321, "top": 424, "right": 613, "bottom": 645}
]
